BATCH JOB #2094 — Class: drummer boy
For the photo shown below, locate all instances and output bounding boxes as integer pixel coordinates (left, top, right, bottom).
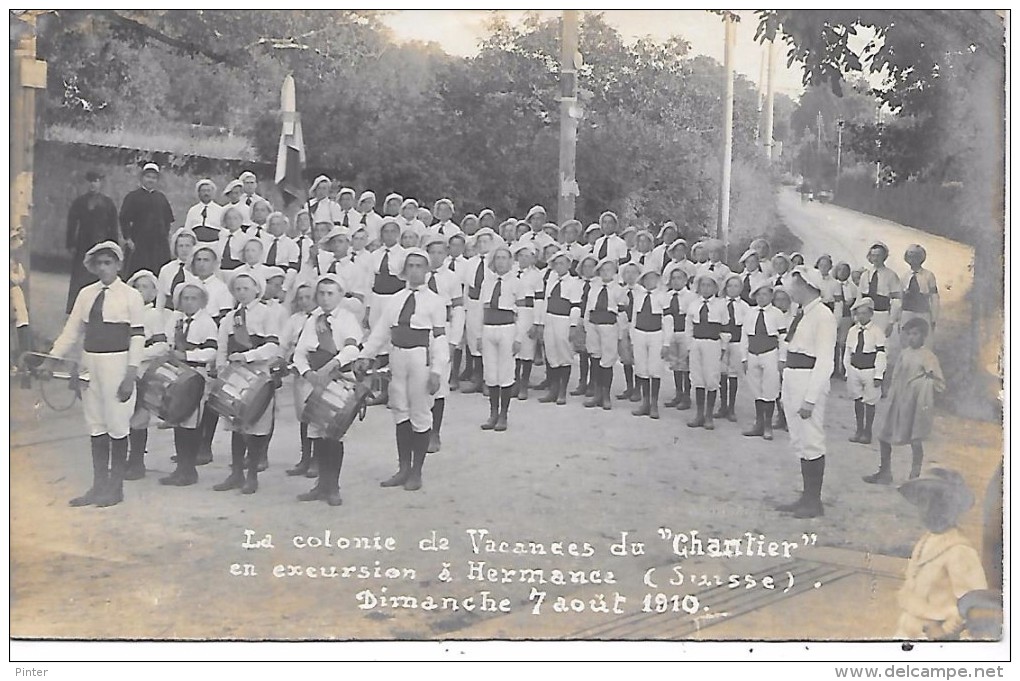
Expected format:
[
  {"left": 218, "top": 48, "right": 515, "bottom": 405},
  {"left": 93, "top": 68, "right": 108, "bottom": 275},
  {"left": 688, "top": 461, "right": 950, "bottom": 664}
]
[
  {"left": 48, "top": 241, "right": 146, "bottom": 508},
  {"left": 125, "top": 269, "right": 169, "bottom": 481},
  {"left": 160, "top": 281, "right": 219, "bottom": 486}
]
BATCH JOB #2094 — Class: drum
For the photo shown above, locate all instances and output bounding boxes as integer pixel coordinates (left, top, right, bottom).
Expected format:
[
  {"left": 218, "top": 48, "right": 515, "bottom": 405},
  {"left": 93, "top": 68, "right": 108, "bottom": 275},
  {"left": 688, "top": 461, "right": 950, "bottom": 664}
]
[
  {"left": 207, "top": 364, "right": 274, "bottom": 427},
  {"left": 140, "top": 357, "right": 205, "bottom": 425},
  {"left": 301, "top": 374, "right": 375, "bottom": 442}
]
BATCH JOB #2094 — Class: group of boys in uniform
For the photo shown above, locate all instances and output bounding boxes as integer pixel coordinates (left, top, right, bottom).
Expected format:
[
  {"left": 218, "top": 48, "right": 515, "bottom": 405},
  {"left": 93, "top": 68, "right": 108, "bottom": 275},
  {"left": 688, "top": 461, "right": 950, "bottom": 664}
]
[{"left": 48, "top": 167, "right": 942, "bottom": 520}]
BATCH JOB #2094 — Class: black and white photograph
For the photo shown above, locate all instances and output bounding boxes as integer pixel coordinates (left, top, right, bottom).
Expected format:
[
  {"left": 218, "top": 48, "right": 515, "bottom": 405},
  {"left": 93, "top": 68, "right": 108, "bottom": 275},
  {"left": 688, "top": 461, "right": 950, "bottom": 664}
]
[{"left": 8, "top": 7, "right": 1009, "bottom": 669}]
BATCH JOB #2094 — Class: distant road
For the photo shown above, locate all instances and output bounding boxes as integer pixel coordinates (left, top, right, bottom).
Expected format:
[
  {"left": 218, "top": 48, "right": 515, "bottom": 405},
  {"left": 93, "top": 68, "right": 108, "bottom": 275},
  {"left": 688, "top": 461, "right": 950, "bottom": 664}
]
[{"left": 776, "top": 187, "right": 974, "bottom": 307}]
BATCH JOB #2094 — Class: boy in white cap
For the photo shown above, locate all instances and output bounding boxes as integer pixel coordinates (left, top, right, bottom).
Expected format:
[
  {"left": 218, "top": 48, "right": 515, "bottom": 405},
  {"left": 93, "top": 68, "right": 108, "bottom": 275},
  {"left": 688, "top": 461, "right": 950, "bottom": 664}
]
[
  {"left": 356, "top": 249, "right": 449, "bottom": 491},
  {"left": 630, "top": 230, "right": 656, "bottom": 269},
  {"left": 320, "top": 227, "right": 369, "bottom": 311},
  {"left": 629, "top": 268, "right": 672, "bottom": 418},
  {"left": 335, "top": 187, "right": 361, "bottom": 228},
  {"left": 518, "top": 206, "right": 556, "bottom": 252},
  {"left": 739, "top": 281, "right": 784, "bottom": 440},
  {"left": 513, "top": 242, "right": 544, "bottom": 399},
  {"left": 216, "top": 207, "right": 248, "bottom": 273},
  {"left": 364, "top": 219, "right": 407, "bottom": 404},
  {"left": 460, "top": 213, "right": 480, "bottom": 238},
  {"left": 535, "top": 250, "right": 582, "bottom": 404},
  {"left": 417, "top": 207, "right": 434, "bottom": 228},
  {"left": 591, "top": 211, "right": 628, "bottom": 263},
  {"left": 239, "top": 171, "right": 265, "bottom": 209},
  {"left": 383, "top": 192, "right": 403, "bottom": 218},
  {"left": 185, "top": 178, "right": 224, "bottom": 241},
  {"left": 775, "top": 266, "right": 837, "bottom": 519},
  {"left": 428, "top": 199, "right": 461, "bottom": 240},
  {"left": 160, "top": 281, "right": 218, "bottom": 486},
  {"left": 901, "top": 244, "right": 939, "bottom": 342},
  {"left": 124, "top": 269, "right": 168, "bottom": 480},
  {"left": 212, "top": 271, "right": 280, "bottom": 495},
  {"left": 422, "top": 236, "right": 464, "bottom": 451},
  {"left": 583, "top": 258, "right": 628, "bottom": 410},
  {"left": 443, "top": 233, "right": 469, "bottom": 390},
  {"left": 398, "top": 198, "right": 427, "bottom": 239},
  {"left": 279, "top": 282, "right": 318, "bottom": 478},
  {"left": 357, "top": 191, "right": 384, "bottom": 246},
  {"left": 845, "top": 296, "right": 887, "bottom": 444},
  {"left": 156, "top": 228, "right": 198, "bottom": 310},
  {"left": 738, "top": 248, "right": 769, "bottom": 305},
  {"left": 293, "top": 273, "right": 364, "bottom": 505},
  {"left": 698, "top": 239, "right": 732, "bottom": 292},
  {"left": 570, "top": 253, "right": 599, "bottom": 398},
  {"left": 616, "top": 261, "right": 642, "bottom": 401},
  {"left": 477, "top": 246, "right": 527, "bottom": 429},
  {"left": 663, "top": 267, "right": 696, "bottom": 409},
  {"left": 662, "top": 239, "right": 698, "bottom": 284},
  {"left": 48, "top": 241, "right": 145, "bottom": 507},
  {"left": 460, "top": 228, "right": 497, "bottom": 393},
  {"left": 261, "top": 212, "right": 300, "bottom": 275},
  {"left": 307, "top": 176, "right": 342, "bottom": 225},
  {"left": 650, "top": 222, "right": 679, "bottom": 271},
  {"left": 716, "top": 274, "right": 751, "bottom": 422},
  {"left": 861, "top": 241, "right": 903, "bottom": 337},
  {"left": 685, "top": 273, "right": 728, "bottom": 429},
  {"left": 222, "top": 179, "right": 251, "bottom": 224}
]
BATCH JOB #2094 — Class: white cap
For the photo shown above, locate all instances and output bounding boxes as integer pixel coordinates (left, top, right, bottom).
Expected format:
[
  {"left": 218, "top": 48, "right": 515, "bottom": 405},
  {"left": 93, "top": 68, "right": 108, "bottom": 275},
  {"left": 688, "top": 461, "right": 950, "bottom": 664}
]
[
  {"left": 238, "top": 171, "right": 257, "bottom": 182},
  {"left": 228, "top": 270, "right": 265, "bottom": 297},
  {"left": 309, "top": 175, "right": 332, "bottom": 193},
  {"left": 141, "top": 162, "right": 160, "bottom": 174},
  {"left": 126, "top": 269, "right": 158, "bottom": 287},
  {"left": 434, "top": 198, "right": 454, "bottom": 213},
  {"left": 790, "top": 265, "right": 824, "bottom": 292},
  {"left": 401, "top": 198, "right": 419, "bottom": 210},
  {"left": 172, "top": 279, "right": 209, "bottom": 308},
  {"left": 478, "top": 208, "right": 495, "bottom": 221},
  {"left": 318, "top": 226, "right": 351, "bottom": 246},
  {"left": 739, "top": 248, "right": 758, "bottom": 264},
  {"left": 264, "top": 266, "right": 286, "bottom": 281},
  {"left": 223, "top": 179, "right": 243, "bottom": 194},
  {"left": 401, "top": 247, "right": 430, "bottom": 273},
  {"left": 584, "top": 223, "right": 602, "bottom": 235},
  {"left": 750, "top": 280, "right": 774, "bottom": 297},
  {"left": 384, "top": 192, "right": 403, "bottom": 204},
  {"left": 338, "top": 187, "right": 356, "bottom": 198},
  {"left": 525, "top": 205, "right": 547, "bottom": 221},
  {"left": 195, "top": 178, "right": 216, "bottom": 192},
  {"left": 84, "top": 240, "right": 124, "bottom": 264},
  {"left": 851, "top": 296, "right": 876, "bottom": 312},
  {"left": 358, "top": 190, "right": 376, "bottom": 204}
]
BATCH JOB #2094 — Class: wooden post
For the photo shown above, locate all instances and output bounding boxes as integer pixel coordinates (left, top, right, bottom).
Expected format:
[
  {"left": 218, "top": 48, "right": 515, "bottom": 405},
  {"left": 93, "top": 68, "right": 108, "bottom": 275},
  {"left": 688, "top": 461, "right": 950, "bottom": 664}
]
[
  {"left": 557, "top": 10, "right": 579, "bottom": 224},
  {"left": 717, "top": 14, "right": 735, "bottom": 258},
  {"left": 764, "top": 38, "right": 776, "bottom": 161}
]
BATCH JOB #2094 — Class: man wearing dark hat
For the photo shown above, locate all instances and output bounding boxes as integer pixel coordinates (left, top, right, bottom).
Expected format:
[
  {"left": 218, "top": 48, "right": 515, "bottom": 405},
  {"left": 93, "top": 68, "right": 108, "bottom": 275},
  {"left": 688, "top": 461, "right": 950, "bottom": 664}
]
[
  {"left": 119, "top": 162, "right": 175, "bottom": 277},
  {"left": 66, "top": 170, "right": 118, "bottom": 313}
]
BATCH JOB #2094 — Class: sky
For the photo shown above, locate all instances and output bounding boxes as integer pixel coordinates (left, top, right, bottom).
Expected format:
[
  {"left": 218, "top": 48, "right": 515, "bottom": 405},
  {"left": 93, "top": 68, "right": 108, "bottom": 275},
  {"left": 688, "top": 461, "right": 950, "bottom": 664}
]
[{"left": 379, "top": 10, "right": 808, "bottom": 99}]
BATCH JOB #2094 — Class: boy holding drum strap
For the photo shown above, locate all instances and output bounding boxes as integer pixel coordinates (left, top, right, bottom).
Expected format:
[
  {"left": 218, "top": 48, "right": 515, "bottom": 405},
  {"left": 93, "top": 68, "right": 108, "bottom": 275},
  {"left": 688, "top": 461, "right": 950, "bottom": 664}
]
[
  {"left": 212, "top": 271, "right": 280, "bottom": 495},
  {"left": 160, "top": 281, "right": 218, "bottom": 486},
  {"left": 293, "top": 274, "right": 364, "bottom": 506}
]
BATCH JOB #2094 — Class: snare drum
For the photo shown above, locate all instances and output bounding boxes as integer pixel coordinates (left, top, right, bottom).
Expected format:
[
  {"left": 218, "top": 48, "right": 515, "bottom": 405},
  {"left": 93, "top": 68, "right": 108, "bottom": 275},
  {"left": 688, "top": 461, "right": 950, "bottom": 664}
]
[
  {"left": 208, "top": 364, "right": 274, "bottom": 428},
  {"left": 301, "top": 374, "right": 374, "bottom": 442},
  {"left": 140, "top": 357, "right": 206, "bottom": 425}
]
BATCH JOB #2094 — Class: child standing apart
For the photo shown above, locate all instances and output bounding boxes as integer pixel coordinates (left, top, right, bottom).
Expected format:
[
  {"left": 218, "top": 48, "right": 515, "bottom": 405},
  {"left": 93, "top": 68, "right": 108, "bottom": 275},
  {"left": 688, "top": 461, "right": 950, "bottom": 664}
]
[
  {"left": 846, "top": 297, "right": 887, "bottom": 445},
  {"left": 865, "top": 317, "right": 944, "bottom": 483}
]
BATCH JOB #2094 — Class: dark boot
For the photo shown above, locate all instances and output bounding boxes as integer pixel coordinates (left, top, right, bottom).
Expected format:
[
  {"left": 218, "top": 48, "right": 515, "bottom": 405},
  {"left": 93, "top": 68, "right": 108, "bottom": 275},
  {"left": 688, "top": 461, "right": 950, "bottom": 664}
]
[
  {"left": 726, "top": 376, "right": 739, "bottom": 421},
  {"left": 665, "top": 371, "right": 682, "bottom": 407},
  {"left": 793, "top": 457, "right": 825, "bottom": 518},
  {"left": 495, "top": 386, "right": 511, "bottom": 431},
  {"left": 909, "top": 441, "right": 924, "bottom": 479},
  {"left": 585, "top": 356, "right": 598, "bottom": 397},
  {"left": 584, "top": 366, "right": 602, "bottom": 408},
  {"left": 763, "top": 400, "right": 776, "bottom": 440},
  {"left": 531, "top": 362, "right": 550, "bottom": 390},
  {"left": 632, "top": 377, "right": 650, "bottom": 416},
  {"left": 571, "top": 354, "right": 589, "bottom": 396},
  {"left": 125, "top": 428, "right": 147, "bottom": 480},
  {"left": 470, "top": 357, "right": 485, "bottom": 395},
  {"left": 70, "top": 435, "right": 110, "bottom": 507},
  {"left": 834, "top": 343, "right": 846, "bottom": 379},
  {"left": 213, "top": 433, "right": 246, "bottom": 491},
  {"left": 324, "top": 441, "right": 344, "bottom": 506},
  {"left": 94, "top": 436, "right": 127, "bottom": 507},
  {"left": 863, "top": 441, "right": 893, "bottom": 484},
  {"left": 687, "top": 387, "right": 706, "bottom": 428},
  {"left": 617, "top": 365, "right": 634, "bottom": 400},
  {"left": 196, "top": 407, "right": 218, "bottom": 465},
  {"left": 305, "top": 448, "right": 319, "bottom": 478},
  {"left": 602, "top": 365, "right": 613, "bottom": 410},
  {"left": 862, "top": 403, "right": 876, "bottom": 444},
  {"left": 170, "top": 428, "right": 200, "bottom": 486},
  {"left": 16, "top": 324, "right": 34, "bottom": 355},
  {"left": 458, "top": 351, "right": 473, "bottom": 383},
  {"left": 481, "top": 388, "right": 500, "bottom": 430},
  {"left": 381, "top": 421, "right": 413, "bottom": 487},
  {"left": 713, "top": 376, "right": 728, "bottom": 418},
  {"left": 649, "top": 377, "right": 660, "bottom": 419},
  {"left": 776, "top": 459, "right": 808, "bottom": 512},
  {"left": 449, "top": 348, "right": 462, "bottom": 391},
  {"left": 849, "top": 399, "right": 865, "bottom": 442},
  {"left": 518, "top": 360, "right": 533, "bottom": 399},
  {"left": 557, "top": 367, "right": 570, "bottom": 405},
  {"left": 774, "top": 399, "right": 788, "bottom": 431},
  {"left": 298, "top": 439, "right": 328, "bottom": 500},
  {"left": 241, "top": 435, "right": 265, "bottom": 494},
  {"left": 677, "top": 372, "right": 692, "bottom": 410},
  {"left": 704, "top": 390, "right": 717, "bottom": 430},
  {"left": 743, "top": 400, "right": 765, "bottom": 437},
  {"left": 405, "top": 430, "right": 430, "bottom": 491},
  {"left": 287, "top": 423, "right": 312, "bottom": 475},
  {"left": 162, "top": 428, "right": 188, "bottom": 485},
  {"left": 428, "top": 399, "right": 444, "bottom": 453},
  {"left": 539, "top": 364, "right": 559, "bottom": 403}
]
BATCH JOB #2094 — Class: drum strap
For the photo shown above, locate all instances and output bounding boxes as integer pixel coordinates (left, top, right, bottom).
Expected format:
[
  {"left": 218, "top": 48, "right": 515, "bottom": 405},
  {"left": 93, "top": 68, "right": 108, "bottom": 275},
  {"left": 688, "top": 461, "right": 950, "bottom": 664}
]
[{"left": 316, "top": 315, "right": 339, "bottom": 355}]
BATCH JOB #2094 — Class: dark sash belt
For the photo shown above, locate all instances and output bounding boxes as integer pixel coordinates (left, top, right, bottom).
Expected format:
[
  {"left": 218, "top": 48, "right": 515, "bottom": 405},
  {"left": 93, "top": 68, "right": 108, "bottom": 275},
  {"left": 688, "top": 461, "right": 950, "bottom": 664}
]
[
  {"left": 786, "top": 351, "right": 817, "bottom": 369},
  {"left": 85, "top": 322, "right": 131, "bottom": 353},
  {"left": 588, "top": 310, "right": 617, "bottom": 325},
  {"left": 851, "top": 351, "right": 878, "bottom": 370},
  {"left": 483, "top": 309, "right": 515, "bottom": 326},
  {"left": 392, "top": 326, "right": 430, "bottom": 348}
]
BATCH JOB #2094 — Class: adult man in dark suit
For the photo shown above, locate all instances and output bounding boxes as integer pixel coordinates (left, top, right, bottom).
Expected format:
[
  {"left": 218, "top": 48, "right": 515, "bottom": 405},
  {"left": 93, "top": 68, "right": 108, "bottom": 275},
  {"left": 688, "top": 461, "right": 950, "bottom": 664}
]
[{"left": 66, "top": 170, "right": 118, "bottom": 313}]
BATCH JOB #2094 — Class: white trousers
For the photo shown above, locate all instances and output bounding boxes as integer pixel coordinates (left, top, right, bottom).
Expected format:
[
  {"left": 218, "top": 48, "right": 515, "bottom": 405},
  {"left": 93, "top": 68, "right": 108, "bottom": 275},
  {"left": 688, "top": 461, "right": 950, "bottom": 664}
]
[
  {"left": 722, "top": 340, "right": 743, "bottom": 376},
  {"left": 389, "top": 346, "right": 435, "bottom": 432},
  {"left": 369, "top": 292, "right": 397, "bottom": 356},
  {"left": 689, "top": 338, "right": 721, "bottom": 390},
  {"left": 81, "top": 351, "right": 136, "bottom": 439},
  {"left": 543, "top": 315, "right": 574, "bottom": 368},
  {"left": 630, "top": 328, "right": 664, "bottom": 379},
  {"left": 781, "top": 368, "right": 828, "bottom": 461},
  {"left": 846, "top": 365, "right": 879, "bottom": 405},
  {"left": 517, "top": 307, "right": 537, "bottom": 361},
  {"left": 482, "top": 324, "right": 516, "bottom": 387},
  {"left": 465, "top": 298, "right": 484, "bottom": 355},
  {"left": 591, "top": 323, "right": 619, "bottom": 368},
  {"left": 745, "top": 349, "right": 780, "bottom": 401}
]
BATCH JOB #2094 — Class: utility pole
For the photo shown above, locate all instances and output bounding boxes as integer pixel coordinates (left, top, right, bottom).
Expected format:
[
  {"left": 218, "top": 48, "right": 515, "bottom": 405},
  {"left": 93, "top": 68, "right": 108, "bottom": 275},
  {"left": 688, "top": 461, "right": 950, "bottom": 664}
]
[
  {"left": 764, "top": 37, "right": 776, "bottom": 161},
  {"left": 717, "top": 13, "right": 735, "bottom": 258},
  {"left": 835, "top": 118, "right": 844, "bottom": 193},
  {"left": 754, "top": 45, "right": 764, "bottom": 144},
  {"left": 11, "top": 12, "right": 48, "bottom": 307},
  {"left": 557, "top": 10, "right": 580, "bottom": 223}
]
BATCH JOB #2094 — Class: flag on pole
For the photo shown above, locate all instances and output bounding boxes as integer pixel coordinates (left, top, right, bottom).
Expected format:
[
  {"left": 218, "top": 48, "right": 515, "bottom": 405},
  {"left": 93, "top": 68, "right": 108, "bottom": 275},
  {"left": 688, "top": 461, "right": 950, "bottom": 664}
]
[{"left": 275, "top": 74, "right": 306, "bottom": 206}]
